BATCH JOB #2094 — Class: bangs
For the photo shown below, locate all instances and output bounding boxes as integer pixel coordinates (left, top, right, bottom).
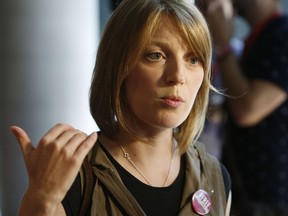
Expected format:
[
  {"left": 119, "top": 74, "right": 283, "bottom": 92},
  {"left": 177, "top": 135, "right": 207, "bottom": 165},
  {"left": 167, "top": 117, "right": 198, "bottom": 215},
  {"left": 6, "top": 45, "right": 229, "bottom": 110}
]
[
  {"left": 123, "top": 1, "right": 211, "bottom": 73},
  {"left": 171, "top": 13, "right": 212, "bottom": 71}
]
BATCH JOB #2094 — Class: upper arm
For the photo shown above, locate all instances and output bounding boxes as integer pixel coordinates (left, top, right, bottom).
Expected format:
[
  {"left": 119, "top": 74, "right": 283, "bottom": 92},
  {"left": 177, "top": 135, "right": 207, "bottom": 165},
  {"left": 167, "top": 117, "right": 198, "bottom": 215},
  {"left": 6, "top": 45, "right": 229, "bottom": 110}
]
[{"left": 229, "top": 79, "right": 287, "bottom": 126}]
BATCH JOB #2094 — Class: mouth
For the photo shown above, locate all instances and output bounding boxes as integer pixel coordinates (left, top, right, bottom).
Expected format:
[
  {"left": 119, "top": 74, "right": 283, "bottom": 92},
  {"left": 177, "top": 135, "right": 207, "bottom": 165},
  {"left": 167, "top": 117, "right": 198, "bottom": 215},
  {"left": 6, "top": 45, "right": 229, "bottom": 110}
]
[{"left": 160, "top": 96, "right": 184, "bottom": 108}]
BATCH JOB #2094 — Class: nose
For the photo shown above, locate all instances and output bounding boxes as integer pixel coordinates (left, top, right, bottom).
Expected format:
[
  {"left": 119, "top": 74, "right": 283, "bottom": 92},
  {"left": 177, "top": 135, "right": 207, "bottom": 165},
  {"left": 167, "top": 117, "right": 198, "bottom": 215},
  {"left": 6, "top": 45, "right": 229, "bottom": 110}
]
[{"left": 165, "top": 59, "right": 185, "bottom": 85}]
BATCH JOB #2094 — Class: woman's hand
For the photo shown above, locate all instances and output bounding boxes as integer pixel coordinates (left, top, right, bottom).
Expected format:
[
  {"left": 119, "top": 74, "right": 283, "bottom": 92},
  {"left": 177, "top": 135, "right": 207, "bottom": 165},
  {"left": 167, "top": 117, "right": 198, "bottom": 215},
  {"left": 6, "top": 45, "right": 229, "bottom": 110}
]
[{"left": 11, "top": 123, "right": 97, "bottom": 215}]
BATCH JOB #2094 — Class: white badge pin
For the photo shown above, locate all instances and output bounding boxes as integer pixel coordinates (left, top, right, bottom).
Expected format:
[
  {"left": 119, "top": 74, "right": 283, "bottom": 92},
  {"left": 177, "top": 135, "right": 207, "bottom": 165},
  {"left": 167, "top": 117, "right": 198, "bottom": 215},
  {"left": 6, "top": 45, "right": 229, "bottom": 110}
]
[{"left": 191, "top": 189, "right": 212, "bottom": 215}]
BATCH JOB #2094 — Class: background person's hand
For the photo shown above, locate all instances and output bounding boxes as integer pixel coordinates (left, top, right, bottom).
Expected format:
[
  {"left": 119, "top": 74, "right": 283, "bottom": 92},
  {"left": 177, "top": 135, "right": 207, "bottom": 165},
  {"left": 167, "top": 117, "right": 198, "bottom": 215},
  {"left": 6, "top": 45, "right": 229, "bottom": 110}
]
[{"left": 204, "top": 0, "right": 234, "bottom": 46}]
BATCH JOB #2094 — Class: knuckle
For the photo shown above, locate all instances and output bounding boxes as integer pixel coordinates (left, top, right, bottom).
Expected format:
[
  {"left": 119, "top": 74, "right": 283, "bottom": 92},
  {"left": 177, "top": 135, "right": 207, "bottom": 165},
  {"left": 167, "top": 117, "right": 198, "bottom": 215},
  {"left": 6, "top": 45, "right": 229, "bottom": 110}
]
[
  {"left": 55, "top": 123, "right": 72, "bottom": 130},
  {"left": 80, "top": 137, "right": 95, "bottom": 151},
  {"left": 74, "top": 129, "right": 87, "bottom": 136},
  {"left": 55, "top": 123, "right": 66, "bottom": 128},
  {"left": 60, "top": 146, "right": 71, "bottom": 159},
  {"left": 39, "top": 136, "right": 50, "bottom": 147},
  {"left": 86, "top": 135, "right": 96, "bottom": 145},
  {"left": 70, "top": 156, "right": 81, "bottom": 165},
  {"left": 75, "top": 132, "right": 87, "bottom": 140},
  {"left": 48, "top": 140, "right": 62, "bottom": 152}
]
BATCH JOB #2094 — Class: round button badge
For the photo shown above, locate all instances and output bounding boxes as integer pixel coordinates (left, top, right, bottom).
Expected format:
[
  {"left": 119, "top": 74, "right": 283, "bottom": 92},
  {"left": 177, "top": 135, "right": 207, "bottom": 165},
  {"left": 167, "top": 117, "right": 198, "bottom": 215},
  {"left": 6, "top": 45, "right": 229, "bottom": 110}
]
[{"left": 191, "top": 189, "right": 212, "bottom": 215}]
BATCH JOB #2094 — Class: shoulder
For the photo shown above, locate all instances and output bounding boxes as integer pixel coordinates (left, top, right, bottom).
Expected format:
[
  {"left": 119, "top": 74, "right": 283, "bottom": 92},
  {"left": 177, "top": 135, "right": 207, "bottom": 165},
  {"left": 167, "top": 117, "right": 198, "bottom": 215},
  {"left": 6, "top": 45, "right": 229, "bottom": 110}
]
[
  {"left": 189, "top": 141, "right": 219, "bottom": 165},
  {"left": 264, "top": 15, "right": 288, "bottom": 39},
  {"left": 188, "top": 142, "right": 231, "bottom": 199}
]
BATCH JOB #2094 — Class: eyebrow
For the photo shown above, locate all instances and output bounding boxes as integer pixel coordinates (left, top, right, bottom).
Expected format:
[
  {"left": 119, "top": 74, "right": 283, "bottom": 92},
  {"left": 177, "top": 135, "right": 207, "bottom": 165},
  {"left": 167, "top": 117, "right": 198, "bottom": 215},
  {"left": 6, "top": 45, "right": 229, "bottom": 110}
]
[
  {"left": 148, "top": 40, "right": 171, "bottom": 47},
  {"left": 148, "top": 39, "right": 192, "bottom": 53}
]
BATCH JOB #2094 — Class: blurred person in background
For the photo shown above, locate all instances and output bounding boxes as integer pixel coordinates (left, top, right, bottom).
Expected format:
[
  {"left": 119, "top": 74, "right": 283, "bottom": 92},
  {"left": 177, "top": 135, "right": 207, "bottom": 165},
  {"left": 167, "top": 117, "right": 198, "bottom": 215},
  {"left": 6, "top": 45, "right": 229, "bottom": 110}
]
[
  {"left": 198, "top": 0, "right": 288, "bottom": 215},
  {"left": 196, "top": 0, "right": 244, "bottom": 160}
]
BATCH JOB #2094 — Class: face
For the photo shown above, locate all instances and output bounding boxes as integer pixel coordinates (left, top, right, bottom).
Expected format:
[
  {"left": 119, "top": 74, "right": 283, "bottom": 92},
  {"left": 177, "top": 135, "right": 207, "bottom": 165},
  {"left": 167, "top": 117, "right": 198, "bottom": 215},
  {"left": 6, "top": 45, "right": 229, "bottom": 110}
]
[{"left": 124, "top": 16, "right": 204, "bottom": 133}]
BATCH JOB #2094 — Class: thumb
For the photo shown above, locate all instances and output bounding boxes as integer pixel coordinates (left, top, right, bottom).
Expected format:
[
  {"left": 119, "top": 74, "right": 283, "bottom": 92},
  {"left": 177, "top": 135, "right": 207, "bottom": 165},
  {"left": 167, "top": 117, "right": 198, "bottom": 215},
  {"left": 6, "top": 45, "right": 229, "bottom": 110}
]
[{"left": 10, "top": 126, "right": 34, "bottom": 157}]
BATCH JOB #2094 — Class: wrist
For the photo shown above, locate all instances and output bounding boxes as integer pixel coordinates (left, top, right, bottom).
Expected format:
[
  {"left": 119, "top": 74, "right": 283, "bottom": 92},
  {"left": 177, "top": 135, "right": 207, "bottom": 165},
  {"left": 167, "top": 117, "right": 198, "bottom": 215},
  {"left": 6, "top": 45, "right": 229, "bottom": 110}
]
[{"left": 18, "top": 189, "right": 59, "bottom": 216}]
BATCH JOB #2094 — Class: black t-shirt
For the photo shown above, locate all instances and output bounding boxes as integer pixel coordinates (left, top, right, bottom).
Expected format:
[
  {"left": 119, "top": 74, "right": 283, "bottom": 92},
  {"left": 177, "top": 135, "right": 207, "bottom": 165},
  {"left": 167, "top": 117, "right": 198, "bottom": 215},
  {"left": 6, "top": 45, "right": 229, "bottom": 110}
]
[
  {"left": 104, "top": 145, "right": 186, "bottom": 216},
  {"left": 62, "top": 144, "right": 185, "bottom": 216}
]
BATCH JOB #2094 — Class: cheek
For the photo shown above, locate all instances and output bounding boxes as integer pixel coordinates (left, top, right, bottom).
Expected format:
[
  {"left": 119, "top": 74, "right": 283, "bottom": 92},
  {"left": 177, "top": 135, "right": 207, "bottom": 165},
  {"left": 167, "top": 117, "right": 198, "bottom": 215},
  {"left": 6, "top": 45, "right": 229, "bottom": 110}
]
[
  {"left": 124, "top": 70, "right": 149, "bottom": 106},
  {"left": 125, "top": 66, "right": 158, "bottom": 100},
  {"left": 187, "top": 71, "right": 204, "bottom": 106},
  {"left": 190, "top": 70, "right": 204, "bottom": 92},
  {"left": 125, "top": 69, "right": 141, "bottom": 95},
  {"left": 197, "top": 73, "right": 204, "bottom": 89}
]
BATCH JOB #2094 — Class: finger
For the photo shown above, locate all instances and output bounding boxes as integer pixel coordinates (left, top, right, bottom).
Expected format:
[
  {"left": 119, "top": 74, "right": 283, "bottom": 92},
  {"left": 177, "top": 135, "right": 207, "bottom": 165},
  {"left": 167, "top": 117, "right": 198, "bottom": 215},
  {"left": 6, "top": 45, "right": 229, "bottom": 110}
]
[
  {"left": 222, "top": 0, "right": 233, "bottom": 19},
  {"left": 63, "top": 131, "right": 88, "bottom": 154},
  {"left": 53, "top": 129, "right": 86, "bottom": 150},
  {"left": 40, "top": 123, "right": 74, "bottom": 146},
  {"left": 10, "top": 126, "right": 35, "bottom": 157},
  {"left": 74, "top": 132, "right": 97, "bottom": 160}
]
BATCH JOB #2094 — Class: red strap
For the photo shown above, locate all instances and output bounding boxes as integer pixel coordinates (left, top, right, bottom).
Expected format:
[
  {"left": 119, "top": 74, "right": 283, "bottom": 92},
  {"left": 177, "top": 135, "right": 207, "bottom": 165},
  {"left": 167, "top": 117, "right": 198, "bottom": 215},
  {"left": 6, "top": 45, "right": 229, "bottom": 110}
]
[{"left": 242, "top": 11, "right": 282, "bottom": 60}]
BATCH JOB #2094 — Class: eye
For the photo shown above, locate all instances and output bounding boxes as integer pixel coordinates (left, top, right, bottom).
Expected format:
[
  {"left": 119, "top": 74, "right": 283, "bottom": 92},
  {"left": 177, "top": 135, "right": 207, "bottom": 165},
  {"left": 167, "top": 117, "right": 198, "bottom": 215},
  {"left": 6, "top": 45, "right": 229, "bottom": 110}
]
[
  {"left": 190, "top": 57, "right": 200, "bottom": 65},
  {"left": 146, "top": 52, "right": 163, "bottom": 61}
]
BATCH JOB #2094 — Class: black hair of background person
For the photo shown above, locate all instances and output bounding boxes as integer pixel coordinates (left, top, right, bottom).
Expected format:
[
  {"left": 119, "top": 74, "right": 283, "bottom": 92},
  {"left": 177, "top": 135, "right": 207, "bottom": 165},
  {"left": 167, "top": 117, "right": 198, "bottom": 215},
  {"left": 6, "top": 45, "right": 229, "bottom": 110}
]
[{"left": 111, "top": 0, "right": 123, "bottom": 10}]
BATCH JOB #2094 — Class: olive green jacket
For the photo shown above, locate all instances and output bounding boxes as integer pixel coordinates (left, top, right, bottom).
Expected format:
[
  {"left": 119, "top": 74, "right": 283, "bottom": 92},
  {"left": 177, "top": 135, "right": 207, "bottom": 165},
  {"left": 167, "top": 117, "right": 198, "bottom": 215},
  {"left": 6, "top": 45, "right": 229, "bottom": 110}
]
[{"left": 80, "top": 142, "right": 228, "bottom": 215}]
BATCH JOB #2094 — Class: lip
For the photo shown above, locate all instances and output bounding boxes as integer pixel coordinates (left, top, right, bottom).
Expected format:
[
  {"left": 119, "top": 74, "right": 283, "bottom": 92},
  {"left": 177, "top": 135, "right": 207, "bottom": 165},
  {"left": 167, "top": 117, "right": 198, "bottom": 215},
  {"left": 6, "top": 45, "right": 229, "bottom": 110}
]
[{"left": 161, "top": 96, "right": 184, "bottom": 108}]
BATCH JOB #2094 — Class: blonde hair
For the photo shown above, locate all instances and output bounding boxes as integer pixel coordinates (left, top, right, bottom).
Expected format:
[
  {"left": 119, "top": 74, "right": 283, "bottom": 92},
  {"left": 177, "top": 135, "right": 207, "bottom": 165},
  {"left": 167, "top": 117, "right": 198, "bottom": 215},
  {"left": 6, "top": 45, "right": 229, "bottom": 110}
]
[{"left": 90, "top": 0, "right": 213, "bottom": 154}]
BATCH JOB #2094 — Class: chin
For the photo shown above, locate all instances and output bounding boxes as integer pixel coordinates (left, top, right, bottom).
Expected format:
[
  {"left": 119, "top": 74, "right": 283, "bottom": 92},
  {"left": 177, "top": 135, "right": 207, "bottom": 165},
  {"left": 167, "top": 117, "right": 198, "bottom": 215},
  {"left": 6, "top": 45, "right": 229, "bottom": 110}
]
[{"left": 157, "top": 118, "right": 186, "bottom": 129}]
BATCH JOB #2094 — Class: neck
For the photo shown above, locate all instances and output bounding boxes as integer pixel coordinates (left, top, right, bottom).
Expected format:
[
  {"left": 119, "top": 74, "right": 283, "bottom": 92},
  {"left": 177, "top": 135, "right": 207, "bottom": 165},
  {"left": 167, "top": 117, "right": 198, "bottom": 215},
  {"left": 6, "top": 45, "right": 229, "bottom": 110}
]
[
  {"left": 99, "top": 131, "right": 181, "bottom": 187},
  {"left": 99, "top": 130, "right": 175, "bottom": 163},
  {"left": 120, "top": 139, "right": 176, "bottom": 186},
  {"left": 123, "top": 134, "right": 175, "bottom": 163}
]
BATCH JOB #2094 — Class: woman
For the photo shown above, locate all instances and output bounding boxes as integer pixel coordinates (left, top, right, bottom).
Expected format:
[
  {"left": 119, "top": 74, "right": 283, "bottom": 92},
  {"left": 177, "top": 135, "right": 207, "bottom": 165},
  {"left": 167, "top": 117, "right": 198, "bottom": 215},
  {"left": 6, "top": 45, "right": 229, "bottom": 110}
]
[{"left": 11, "top": 0, "right": 231, "bottom": 215}]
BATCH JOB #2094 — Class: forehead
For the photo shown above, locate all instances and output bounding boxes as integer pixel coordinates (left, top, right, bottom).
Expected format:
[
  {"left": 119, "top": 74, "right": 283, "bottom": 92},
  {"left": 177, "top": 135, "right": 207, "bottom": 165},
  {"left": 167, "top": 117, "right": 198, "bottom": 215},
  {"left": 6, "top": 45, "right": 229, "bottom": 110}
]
[
  {"left": 149, "top": 15, "right": 189, "bottom": 45},
  {"left": 153, "top": 16, "right": 180, "bottom": 36}
]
